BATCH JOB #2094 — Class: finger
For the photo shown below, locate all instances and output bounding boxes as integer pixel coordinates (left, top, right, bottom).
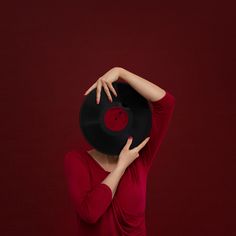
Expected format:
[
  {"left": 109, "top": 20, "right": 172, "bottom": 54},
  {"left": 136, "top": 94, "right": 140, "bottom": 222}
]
[
  {"left": 84, "top": 83, "right": 97, "bottom": 96},
  {"left": 101, "top": 80, "right": 113, "bottom": 102},
  {"left": 125, "top": 136, "right": 133, "bottom": 149},
  {"left": 106, "top": 82, "right": 118, "bottom": 97},
  {"left": 96, "top": 80, "right": 102, "bottom": 104},
  {"left": 134, "top": 137, "right": 150, "bottom": 152}
]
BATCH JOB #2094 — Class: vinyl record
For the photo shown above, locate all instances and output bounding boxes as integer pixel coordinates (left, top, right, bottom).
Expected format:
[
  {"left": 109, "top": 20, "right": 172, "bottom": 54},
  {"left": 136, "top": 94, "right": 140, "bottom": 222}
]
[{"left": 79, "top": 81, "right": 152, "bottom": 156}]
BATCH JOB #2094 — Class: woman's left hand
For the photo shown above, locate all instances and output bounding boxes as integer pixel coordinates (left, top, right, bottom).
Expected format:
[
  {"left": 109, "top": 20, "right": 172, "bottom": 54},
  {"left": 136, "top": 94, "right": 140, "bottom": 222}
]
[{"left": 84, "top": 67, "right": 120, "bottom": 104}]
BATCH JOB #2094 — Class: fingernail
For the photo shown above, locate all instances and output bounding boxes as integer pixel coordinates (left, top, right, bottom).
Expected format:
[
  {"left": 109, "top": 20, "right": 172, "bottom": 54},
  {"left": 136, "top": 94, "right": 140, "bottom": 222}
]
[{"left": 128, "top": 136, "right": 133, "bottom": 139}]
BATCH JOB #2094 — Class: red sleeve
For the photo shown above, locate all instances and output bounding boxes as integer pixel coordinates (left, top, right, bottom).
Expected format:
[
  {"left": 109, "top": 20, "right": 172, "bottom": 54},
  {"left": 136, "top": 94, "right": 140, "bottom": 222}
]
[
  {"left": 64, "top": 151, "right": 113, "bottom": 224},
  {"left": 139, "top": 91, "right": 176, "bottom": 171}
]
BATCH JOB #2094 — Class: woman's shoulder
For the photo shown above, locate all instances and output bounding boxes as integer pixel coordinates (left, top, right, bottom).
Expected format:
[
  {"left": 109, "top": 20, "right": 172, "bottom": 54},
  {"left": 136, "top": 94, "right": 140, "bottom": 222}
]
[
  {"left": 63, "top": 148, "right": 92, "bottom": 177},
  {"left": 64, "top": 148, "right": 88, "bottom": 166}
]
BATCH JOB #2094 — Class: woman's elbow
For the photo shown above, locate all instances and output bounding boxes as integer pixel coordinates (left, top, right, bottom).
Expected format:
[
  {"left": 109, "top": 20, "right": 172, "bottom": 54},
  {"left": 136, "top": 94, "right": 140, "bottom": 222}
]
[
  {"left": 76, "top": 203, "right": 101, "bottom": 224},
  {"left": 79, "top": 212, "right": 100, "bottom": 224},
  {"left": 169, "top": 92, "right": 176, "bottom": 108}
]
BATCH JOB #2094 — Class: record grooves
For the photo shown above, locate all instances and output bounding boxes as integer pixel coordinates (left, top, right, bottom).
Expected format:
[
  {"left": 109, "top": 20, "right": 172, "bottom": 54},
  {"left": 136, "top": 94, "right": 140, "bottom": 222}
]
[{"left": 79, "top": 81, "right": 152, "bottom": 156}]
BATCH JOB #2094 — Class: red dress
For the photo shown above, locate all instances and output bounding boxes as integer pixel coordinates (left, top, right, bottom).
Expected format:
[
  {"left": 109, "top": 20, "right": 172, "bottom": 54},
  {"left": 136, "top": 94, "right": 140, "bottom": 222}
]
[{"left": 64, "top": 91, "right": 175, "bottom": 236}]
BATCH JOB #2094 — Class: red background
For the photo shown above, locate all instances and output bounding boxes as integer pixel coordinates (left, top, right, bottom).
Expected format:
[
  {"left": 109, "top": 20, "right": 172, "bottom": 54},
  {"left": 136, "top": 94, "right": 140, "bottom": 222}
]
[{"left": 1, "top": 1, "right": 235, "bottom": 236}]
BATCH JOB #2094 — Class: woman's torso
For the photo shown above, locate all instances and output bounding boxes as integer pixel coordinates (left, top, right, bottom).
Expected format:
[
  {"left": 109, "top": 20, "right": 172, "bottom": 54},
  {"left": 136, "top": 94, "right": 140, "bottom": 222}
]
[{"left": 78, "top": 148, "right": 149, "bottom": 235}]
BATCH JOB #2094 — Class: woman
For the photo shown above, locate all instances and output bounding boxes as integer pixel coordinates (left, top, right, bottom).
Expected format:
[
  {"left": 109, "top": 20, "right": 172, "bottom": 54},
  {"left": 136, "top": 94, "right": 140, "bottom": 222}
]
[{"left": 64, "top": 67, "right": 176, "bottom": 236}]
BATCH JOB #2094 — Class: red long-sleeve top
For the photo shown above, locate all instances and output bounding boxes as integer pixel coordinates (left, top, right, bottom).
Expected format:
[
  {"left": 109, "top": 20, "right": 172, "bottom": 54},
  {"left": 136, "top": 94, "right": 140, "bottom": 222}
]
[{"left": 64, "top": 91, "right": 175, "bottom": 236}]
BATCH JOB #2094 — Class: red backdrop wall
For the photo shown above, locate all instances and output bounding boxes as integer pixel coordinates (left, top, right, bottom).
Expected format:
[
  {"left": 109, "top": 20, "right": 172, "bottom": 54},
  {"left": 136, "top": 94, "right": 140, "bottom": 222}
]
[{"left": 1, "top": 1, "right": 235, "bottom": 236}]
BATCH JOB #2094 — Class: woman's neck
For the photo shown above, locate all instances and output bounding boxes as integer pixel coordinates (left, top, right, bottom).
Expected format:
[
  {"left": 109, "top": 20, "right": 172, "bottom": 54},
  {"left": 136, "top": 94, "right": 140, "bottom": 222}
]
[{"left": 92, "top": 149, "right": 119, "bottom": 164}]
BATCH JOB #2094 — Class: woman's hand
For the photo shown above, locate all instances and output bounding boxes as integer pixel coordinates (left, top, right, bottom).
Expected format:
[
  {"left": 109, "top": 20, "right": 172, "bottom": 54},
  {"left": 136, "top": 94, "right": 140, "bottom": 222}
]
[
  {"left": 117, "top": 136, "right": 150, "bottom": 171},
  {"left": 84, "top": 67, "right": 121, "bottom": 104}
]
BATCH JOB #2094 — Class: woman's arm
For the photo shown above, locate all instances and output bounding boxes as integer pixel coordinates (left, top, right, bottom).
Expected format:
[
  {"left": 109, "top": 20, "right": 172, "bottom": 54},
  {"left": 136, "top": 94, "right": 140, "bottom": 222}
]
[
  {"left": 64, "top": 150, "right": 129, "bottom": 224},
  {"left": 102, "top": 135, "right": 150, "bottom": 196},
  {"left": 117, "top": 67, "right": 166, "bottom": 102},
  {"left": 101, "top": 166, "right": 125, "bottom": 198},
  {"left": 116, "top": 67, "right": 176, "bottom": 170},
  {"left": 64, "top": 151, "right": 114, "bottom": 224}
]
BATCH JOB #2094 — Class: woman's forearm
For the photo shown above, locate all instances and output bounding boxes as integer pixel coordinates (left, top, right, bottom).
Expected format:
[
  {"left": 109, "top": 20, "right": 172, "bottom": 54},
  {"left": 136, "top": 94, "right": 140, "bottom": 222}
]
[
  {"left": 101, "top": 166, "right": 126, "bottom": 198},
  {"left": 117, "top": 67, "right": 166, "bottom": 102},
  {"left": 100, "top": 67, "right": 167, "bottom": 199}
]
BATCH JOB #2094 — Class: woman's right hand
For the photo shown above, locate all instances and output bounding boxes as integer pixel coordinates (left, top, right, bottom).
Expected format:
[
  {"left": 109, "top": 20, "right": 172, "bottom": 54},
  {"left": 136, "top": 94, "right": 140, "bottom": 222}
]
[{"left": 117, "top": 136, "right": 150, "bottom": 171}]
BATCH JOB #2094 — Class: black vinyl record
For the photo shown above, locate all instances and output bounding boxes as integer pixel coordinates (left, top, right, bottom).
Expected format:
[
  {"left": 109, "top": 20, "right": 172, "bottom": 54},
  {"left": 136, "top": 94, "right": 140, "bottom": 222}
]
[{"left": 79, "top": 81, "right": 152, "bottom": 156}]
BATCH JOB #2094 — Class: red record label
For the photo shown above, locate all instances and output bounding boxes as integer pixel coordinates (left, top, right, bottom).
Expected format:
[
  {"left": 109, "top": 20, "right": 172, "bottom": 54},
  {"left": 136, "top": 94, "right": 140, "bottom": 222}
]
[{"left": 103, "top": 107, "right": 129, "bottom": 131}]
